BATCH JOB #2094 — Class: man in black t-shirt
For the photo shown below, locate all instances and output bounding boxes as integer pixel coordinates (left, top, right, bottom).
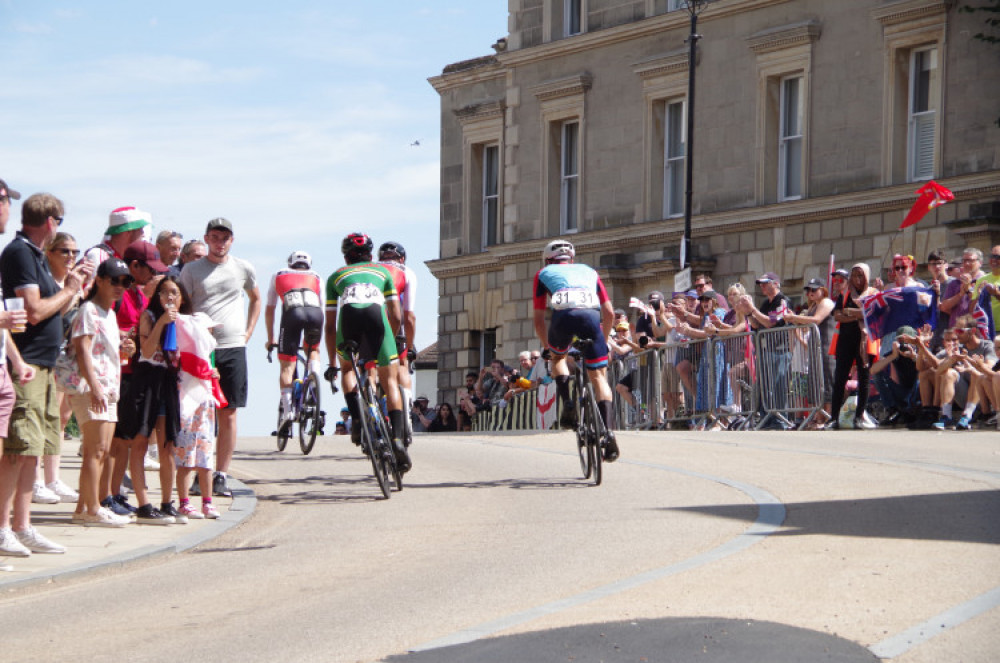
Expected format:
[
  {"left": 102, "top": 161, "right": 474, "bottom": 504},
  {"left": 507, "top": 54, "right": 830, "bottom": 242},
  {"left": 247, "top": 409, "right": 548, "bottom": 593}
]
[{"left": 743, "top": 271, "right": 793, "bottom": 418}]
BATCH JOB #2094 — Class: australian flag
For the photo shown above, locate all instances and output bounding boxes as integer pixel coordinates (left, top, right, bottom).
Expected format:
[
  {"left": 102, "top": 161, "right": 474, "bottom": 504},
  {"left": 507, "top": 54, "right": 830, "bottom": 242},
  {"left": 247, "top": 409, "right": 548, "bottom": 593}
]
[{"left": 860, "top": 286, "right": 937, "bottom": 340}]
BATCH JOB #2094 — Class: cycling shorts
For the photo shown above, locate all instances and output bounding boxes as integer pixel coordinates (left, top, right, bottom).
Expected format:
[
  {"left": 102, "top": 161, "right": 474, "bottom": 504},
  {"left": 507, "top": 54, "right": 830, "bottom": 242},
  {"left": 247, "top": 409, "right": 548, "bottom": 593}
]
[
  {"left": 336, "top": 304, "right": 398, "bottom": 368},
  {"left": 278, "top": 306, "right": 323, "bottom": 362},
  {"left": 546, "top": 308, "right": 609, "bottom": 370}
]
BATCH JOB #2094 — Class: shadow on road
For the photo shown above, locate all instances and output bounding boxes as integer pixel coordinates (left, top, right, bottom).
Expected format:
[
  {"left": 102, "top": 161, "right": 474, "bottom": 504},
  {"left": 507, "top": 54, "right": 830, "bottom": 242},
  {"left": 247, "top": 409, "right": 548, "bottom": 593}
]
[
  {"left": 388, "top": 617, "right": 877, "bottom": 663},
  {"left": 664, "top": 490, "right": 1000, "bottom": 545}
]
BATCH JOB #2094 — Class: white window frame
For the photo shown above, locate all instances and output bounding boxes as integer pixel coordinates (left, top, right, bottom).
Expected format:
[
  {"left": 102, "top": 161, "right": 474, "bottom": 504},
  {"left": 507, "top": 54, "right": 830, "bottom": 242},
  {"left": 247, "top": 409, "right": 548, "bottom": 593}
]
[
  {"left": 564, "top": 0, "right": 583, "bottom": 37},
  {"left": 668, "top": 0, "right": 685, "bottom": 11},
  {"left": 560, "top": 121, "right": 580, "bottom": 233},
  {"left": 907, "top": 46, "right": 937, "bottom": 182},
  {"left": 778, "top": 75, "right": 803, "bottom": 201},
  {"left": 663, "top": 100, "right": 686, "bottom": 218},
  {"left": 481, "top": 144, "right": 500, "bottom": 248}
]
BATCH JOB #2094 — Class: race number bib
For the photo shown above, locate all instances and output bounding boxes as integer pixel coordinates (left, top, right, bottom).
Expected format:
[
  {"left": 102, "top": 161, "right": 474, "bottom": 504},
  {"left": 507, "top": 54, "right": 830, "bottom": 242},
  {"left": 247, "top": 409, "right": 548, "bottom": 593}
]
[
  {"left": 551, "top": 287, "right": 598, "bottom": 310},
  {"left": 340, "top": 283, "right": 385, "bottom": 306},
  {"left": 283, "top": 289, "right": 321, "bottom": 309}
]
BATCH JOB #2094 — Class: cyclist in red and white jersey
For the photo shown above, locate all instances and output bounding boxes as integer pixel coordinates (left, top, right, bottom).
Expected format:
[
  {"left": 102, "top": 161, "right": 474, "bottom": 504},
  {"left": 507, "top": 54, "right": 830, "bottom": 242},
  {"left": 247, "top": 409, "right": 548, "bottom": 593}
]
[
  {"left": 378, "top": 241, "right": 418, "bottom": 439},
  {"left": 264, "top": 251, "right": 323, "bottom": 428}
]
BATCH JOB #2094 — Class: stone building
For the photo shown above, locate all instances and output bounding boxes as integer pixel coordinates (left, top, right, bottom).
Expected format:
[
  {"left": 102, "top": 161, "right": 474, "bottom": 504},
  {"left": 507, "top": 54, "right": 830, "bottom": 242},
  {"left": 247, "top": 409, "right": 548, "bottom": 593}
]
[{"left": 427, "top": 0, "right": 1000, "bottom": 405}]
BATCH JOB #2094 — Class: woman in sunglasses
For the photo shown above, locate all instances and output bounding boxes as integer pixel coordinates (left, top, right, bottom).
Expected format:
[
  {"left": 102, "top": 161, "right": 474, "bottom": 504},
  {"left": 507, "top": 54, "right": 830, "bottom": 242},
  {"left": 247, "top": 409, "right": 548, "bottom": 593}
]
[
  {"left": 889, "top": 254, "right": 922, "bottom": 289},
  {"left": 69, "top": 259, "right": 135, "bottom": 527}
]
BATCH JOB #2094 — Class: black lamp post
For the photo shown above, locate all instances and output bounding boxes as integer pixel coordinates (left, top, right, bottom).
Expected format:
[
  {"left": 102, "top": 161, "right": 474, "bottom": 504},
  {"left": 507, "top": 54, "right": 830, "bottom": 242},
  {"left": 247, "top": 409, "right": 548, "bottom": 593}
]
[{"left": 681, "top": 0, "right": 713, "bottom": 270}]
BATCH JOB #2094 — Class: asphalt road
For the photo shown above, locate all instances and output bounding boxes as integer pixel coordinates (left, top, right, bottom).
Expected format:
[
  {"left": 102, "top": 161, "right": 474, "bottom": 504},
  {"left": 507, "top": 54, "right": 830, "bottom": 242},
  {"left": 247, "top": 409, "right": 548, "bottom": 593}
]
[{"left": 1, "top": 428, "right": 998, "bottom": 663}]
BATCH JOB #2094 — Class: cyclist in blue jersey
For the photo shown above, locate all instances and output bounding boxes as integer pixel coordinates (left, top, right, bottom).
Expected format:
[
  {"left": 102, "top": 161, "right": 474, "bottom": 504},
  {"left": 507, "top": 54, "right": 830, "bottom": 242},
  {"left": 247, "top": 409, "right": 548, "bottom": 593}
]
[{"left": 533, "top": 239, "right": 619, "bottom": 461}]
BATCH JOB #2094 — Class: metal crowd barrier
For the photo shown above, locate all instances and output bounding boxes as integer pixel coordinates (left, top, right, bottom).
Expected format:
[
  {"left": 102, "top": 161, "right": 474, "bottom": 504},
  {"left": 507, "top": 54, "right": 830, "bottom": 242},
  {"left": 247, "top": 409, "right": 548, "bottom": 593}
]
[
  {"left": 752, "top": 323, "right": 825, "bottom": 430},
  {"left": 609, "top": 348, "right": 661, "bottom": 431}
]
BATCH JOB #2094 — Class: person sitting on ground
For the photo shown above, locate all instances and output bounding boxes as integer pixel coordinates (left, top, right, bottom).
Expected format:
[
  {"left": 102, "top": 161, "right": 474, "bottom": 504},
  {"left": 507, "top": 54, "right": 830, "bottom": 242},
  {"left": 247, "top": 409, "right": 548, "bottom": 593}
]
[
  {"left": 870, "top": 325, "right": 922, "bottom": 427},
  {"left": 427, "top": 402, "right": 458, "bottom": 432},
  {"left": 931, "top": 319, "right": 996, "bottom": 430}
]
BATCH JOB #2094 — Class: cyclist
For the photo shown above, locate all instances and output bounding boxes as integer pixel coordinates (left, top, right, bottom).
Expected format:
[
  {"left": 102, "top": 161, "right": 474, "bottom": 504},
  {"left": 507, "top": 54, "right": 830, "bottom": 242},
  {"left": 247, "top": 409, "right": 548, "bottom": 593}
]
[
  {"left": 324, "top": 233, "right": 411, "bottom": 472},
  {"left": 265, "top": 251, "right": 324, "bottom": 430},
  {"left": 533, "top": 239, "right": 620, "bottom": 461},
  {"left": 377, "top": 241, "right": 418, "bottom": 441}
]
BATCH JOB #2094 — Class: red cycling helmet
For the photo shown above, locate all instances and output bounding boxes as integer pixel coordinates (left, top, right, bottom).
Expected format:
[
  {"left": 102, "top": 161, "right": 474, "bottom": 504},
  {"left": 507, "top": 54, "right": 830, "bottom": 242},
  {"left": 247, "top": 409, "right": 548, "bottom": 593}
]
[{"left": 342, "top": 232, "right": 373, "bottom": 262}]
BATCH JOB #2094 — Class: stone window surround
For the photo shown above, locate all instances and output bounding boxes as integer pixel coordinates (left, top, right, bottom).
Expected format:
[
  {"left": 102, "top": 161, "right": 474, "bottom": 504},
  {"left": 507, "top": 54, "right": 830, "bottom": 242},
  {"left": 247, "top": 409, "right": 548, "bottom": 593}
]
[{"left": 456, "top": 100, "right": 505, "bottom": 253}]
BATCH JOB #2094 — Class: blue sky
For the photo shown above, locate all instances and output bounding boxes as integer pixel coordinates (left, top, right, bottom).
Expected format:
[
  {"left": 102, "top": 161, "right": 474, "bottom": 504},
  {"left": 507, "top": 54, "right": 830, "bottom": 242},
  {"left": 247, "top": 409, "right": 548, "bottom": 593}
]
[{"left": 1, "top": 1, "right": 509, "bottom": 435}]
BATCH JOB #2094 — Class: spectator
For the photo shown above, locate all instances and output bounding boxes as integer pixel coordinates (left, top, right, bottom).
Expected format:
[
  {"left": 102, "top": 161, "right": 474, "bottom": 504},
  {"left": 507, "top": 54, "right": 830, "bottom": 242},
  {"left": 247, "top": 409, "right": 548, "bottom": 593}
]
[
  {"left": 427, "top": 403, "right": 458, "bottom": 432},
  {"left": 933, "top": 315, "right": 998, "bottom": 430},
  {"left": 83, "top": 206, "right": 152, "bottom": 272},
  {"left": 889, "top": 254, "right": 922, "bottom": 289},
  {"left": 180, "top": 218, "right": 261, "bottom": 498},
  {"left": 977, "top": 244, "right": 1000, "bottom": 327},
  {"left": 830, "top": 268, "right": 849, "bottom": 301},
  {"left": 334, "top": 421, "right": 347, "bottom": 435},
  {"left": 476, "top": 359, "right": 508, "bottom": 408},
  {"left": 926, "top": 249, "right": 952, "bottom": 352},
  {"left": 156, "top": 230, "right": 184, "bottom": 278},
  {"left": 178, "top": 239, "right": 207, "bottom": 270},
  {"left": 830, "top": 264, "right": 879, "bottom": 429},
  {"left": 940, "top": 248, "right": 985, "bottom": 329},
  {"left": 947, "top": 258, "right": 962, "bottom": 280},
  {"left": 870, "top": 325, "right": 922, "bottom": 427},
  {"left": 693, "top": 274, "right": 729, "bottom": 311},
  {"left": 457, "top": 371, "right": 483, "bottom": 428},
  {"left": 609, "top": 315, "right": 642, "bottom": 424},
  {"left": 411, "top": 396, "right": 432, "bottom": 432},
  {"left": 338, "top": 406, "right": 352, "bottom": 432},
  {"left": 784, "top": 278, "right": 836, "bottom": 422},
  {"left": 709, "top": 283, "right": 754, "bottom": 415},
  {"left": 744, "top": 271, "right": 792, "bottom": 426},
  {"left": 0, "top": 192, "right": 91, "bottom": 556},
  {"left": 681, "top": 290, "right": 731, "bottom": 424}
]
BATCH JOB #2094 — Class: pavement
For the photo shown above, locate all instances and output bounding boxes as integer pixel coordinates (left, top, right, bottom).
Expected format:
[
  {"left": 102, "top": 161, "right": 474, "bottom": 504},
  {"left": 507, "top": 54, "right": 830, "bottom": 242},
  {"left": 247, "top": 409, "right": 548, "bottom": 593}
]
[{"left": 0, "top": 437, "right": 257, "bottom": 592}]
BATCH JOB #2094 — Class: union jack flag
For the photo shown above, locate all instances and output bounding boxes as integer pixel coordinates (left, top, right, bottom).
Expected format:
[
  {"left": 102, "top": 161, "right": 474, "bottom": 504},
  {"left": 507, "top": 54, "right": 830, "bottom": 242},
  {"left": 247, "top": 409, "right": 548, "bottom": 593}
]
[
  {"left": 860, "top": 286, "right": 937, "bottom": 340},
  {"left": 973, "top": 287, "right": 994, "bottom": 340}
]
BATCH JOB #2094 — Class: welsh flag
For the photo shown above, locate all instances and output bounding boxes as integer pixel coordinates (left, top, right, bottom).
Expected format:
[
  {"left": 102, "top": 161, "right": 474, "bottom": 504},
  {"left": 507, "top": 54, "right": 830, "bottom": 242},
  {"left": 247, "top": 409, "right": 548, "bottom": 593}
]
[
  {"left": 175, "top": 313, "right": 227, "bottom": 408},
  {"left": 899, "top": 181, "right": 955, "bottom": 229}
]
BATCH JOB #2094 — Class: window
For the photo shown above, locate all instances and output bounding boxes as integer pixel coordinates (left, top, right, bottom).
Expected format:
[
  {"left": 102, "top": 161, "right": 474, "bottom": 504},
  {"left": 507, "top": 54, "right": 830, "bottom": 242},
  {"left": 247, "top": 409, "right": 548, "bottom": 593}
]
[
  {"left": 663, "top": 100, "right": 686, "bottom": 217},
  {"left": 560, "top": 121, "right": 580, "bottom": 233},
  {"left": 778, "top": 75, "right": 803, "bottom": 200},
  {"left": 908, "top": 47, "right": 938, "bottom": 181},
  {"left": 482, "top": 144, "right": 500, "bottom": 247},
  {"left": 565, "top": 0, "right": 583, "bottom": 36},
  {"left": 481, "top": 329, "right": 497, "bottom": 368},
  {"left": 667, "top": 0, "right": 685, "bottom": 11}
]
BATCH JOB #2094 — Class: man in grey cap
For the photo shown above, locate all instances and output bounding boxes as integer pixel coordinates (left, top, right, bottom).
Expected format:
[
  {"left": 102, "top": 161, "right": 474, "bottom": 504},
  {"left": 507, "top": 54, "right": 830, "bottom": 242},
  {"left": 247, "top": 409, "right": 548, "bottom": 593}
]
[{"left": 180, "top": 217, "right": 261, "bottom": 498}]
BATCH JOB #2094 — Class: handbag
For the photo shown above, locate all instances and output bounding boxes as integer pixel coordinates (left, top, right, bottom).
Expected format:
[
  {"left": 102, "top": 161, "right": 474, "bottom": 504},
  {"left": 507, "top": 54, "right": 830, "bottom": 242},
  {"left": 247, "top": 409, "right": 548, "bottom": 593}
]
[{"left": 54, "top": 342, "right": 90, "bottom": 394}]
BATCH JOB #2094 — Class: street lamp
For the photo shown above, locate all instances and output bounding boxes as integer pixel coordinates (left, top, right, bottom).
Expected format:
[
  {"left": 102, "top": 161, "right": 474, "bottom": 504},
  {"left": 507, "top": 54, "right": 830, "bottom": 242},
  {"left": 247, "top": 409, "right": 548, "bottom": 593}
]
[{"left": 680, "top": 0, "right": 713, "bottom": 270}]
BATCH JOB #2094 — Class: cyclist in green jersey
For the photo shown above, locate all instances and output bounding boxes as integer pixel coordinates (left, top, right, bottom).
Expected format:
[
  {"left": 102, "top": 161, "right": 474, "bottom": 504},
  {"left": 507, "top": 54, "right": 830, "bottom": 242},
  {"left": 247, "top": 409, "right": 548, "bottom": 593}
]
[{"left": 324, "top": 233, "right": 411, "bottom": 472}]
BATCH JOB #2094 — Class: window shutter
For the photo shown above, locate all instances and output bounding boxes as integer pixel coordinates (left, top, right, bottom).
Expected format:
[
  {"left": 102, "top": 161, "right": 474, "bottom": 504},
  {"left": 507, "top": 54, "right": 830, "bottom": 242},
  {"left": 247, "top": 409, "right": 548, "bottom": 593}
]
[{"left": 911, "top": 112, "right": 935, "bottom": 180}]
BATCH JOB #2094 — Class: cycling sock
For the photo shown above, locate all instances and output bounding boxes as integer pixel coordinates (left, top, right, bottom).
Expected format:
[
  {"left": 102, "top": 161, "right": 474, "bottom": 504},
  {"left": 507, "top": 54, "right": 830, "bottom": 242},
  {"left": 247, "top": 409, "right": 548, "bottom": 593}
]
[
  {"left": 280, "top": 388, "right": 292, "bottom": 411},
  {"left": 963, "top": 402, "right": 976, "bottom": 419},
  {"left": 598, "top": 400, "right": 616, "bottom": 430},
  {"left": 388, "top": 409, "right": 405, "bottom": 441},
  {"left": 345, "top": 391, "right": 363, "bottom": 423},
  {"left": 555, "top": 375, "right": 572, "bottom": 408}
]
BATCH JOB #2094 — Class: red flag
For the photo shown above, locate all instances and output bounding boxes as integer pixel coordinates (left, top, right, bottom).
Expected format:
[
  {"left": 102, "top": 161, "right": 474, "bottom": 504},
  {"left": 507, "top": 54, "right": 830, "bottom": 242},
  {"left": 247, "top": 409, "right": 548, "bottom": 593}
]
[{"left": 899, "top": 180, "right": 955, "bottom": 229}]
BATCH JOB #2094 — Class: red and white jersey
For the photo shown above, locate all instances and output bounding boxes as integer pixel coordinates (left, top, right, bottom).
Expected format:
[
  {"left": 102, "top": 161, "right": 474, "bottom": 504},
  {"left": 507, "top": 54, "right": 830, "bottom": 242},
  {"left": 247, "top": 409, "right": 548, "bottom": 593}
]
[
  {"left": 266, "top": 269, "right": 322, "bottom": 309},
  {"left": 378, "top": 261, "right": 417, "bottom": 313}
]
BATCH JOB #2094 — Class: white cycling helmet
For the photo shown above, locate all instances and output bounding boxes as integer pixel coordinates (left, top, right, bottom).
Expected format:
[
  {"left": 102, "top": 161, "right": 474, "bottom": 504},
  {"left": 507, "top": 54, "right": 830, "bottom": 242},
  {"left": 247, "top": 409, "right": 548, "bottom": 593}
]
[
  {"left": 543, "top": 239, "right": 575, "bottom": 263},
  {"left": 287, "top": 250, "right": 312, "bottom": 270}
]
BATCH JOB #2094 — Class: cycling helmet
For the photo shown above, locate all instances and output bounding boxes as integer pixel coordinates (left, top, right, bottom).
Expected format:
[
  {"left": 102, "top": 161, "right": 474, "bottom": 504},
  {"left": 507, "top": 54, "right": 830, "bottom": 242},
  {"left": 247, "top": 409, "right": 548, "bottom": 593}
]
[
  {"left": 287, "top": 250, "right": 312, "bottom": 270},
  {"left": 543, "top": 239, "right": 575, "bottom": 263},
  {"left": 378, "top": 241, "right": 406, "bottom": 262},
  {"left": 341, "top": 232, "right": 373, "bottom": 262}
]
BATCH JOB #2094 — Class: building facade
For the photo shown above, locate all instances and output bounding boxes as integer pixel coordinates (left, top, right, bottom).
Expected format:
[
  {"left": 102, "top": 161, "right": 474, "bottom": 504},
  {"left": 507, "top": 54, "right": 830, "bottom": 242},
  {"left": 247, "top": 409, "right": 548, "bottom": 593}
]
[{"left": 427, "top": 0, "right": 1000, "bottom": 405}]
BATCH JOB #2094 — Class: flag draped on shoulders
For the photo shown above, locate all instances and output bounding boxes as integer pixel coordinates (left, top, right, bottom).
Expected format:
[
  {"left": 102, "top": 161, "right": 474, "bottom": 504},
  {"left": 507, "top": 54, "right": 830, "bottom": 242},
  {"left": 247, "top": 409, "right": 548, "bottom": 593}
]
[
  {"left": 176, "top": 313, "right": 227, "bottom": 408},
  {"left": 860, "top": 286, "right": 937, "bottom": 340}
]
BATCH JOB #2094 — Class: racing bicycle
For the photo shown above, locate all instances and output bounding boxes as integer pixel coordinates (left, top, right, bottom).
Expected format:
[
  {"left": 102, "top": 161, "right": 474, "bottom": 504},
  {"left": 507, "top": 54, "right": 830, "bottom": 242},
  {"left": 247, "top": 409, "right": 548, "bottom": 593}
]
[
  {"left": 570, "top": 339, "right": 610, "bottom": 486},
  {"left": 268, "top": 345, "right": 325, "bottom": 455}
]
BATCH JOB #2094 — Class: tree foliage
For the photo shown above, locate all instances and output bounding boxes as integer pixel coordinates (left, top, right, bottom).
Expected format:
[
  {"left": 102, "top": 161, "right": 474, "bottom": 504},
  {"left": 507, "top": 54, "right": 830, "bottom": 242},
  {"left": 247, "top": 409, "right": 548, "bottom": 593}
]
[{"left": 961, "top": 0, "right": 1000, "bottom": 44}]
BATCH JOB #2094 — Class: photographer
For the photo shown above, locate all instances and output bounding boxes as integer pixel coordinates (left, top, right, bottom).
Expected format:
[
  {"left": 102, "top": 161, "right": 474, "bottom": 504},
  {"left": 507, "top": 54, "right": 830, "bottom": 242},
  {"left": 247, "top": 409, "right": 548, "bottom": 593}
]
[
  {"left": 477, "top": 359, "right": 508, "bottom": 407},
  {"left": 870, "top": 325, "right": 923, "bottom": 426},
  {"left": 410, "top": 395, "right": 433, "bottom": 432},
  {"left": 930, "top": 318, "right": 996, "bottom": 430}
]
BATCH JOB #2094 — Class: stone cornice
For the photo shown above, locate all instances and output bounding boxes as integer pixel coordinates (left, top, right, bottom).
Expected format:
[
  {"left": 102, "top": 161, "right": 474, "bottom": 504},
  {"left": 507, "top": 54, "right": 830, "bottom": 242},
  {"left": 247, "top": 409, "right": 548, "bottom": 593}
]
[
  {"left": 872, "top": 0, "right": 952, "bottom": 27},
  {"left": 424, "top": 172, "right": 1000, "bottom": 279},
  {"left": 746, "top": 20, "right": 822, "bottom": 55},
  {"left": 428, "top": 59, "right": 506, "bottom": 94},
  {"left": 530, "top": 73, "right": 593, "bottom": 101},
  {"left": 632, "top": 49, "right": 690, "bottom": 79},
  {"left": 454, "top": 98, "right": 506, "bottom": 124}
]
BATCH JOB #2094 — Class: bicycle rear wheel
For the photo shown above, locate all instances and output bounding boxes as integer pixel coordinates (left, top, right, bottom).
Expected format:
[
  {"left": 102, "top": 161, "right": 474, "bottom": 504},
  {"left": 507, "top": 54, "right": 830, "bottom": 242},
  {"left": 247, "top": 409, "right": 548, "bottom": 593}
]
[
  {"left": 361, "top": 385, "right": 392, "bottom": 499},
  {"left": 298, "top": 372, "right": 321, "bottom": 455},
  {"left": 373, "top": 407, "right": 402, "bottom": 492},
  {"left": 583, "top": 383, "right": 603, "bottom": 486},
  {"left": 275, "top": 406, "right": 289, "bottom": 452},
  {"left": 575, "top": 374, "right": 592, "bottom": 479}
]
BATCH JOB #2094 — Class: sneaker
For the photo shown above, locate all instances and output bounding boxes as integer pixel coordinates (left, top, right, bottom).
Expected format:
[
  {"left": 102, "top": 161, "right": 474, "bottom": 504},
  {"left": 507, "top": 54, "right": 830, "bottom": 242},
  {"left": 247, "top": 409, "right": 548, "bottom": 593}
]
[
  {"left": 71, "top": 511, "right": 87, "bottom": 524},
  {"left": 603, "top": 432, "right": 620, "bottom": 462},
  {"left": 143, "top": 453, "right": 160, "bottom": 471},
  {"left": 31, "top": 482, "right": 60, "bottom": 504},
  {"left": 135, "top": 504, "right": 175, "bottom": 526},
  {"left": 178, "top": 503, "right": 205, "bottom": 520},
  {"left": 0, "top": 527, "right": 31, "bottom": 557},
  {"left": 15, "top": 526, "right": 65, "bottom": 554},
  {"left": 986, "top": 413, "right": 999, "bottom": 426},
  {"left": 113, "top": 493, "right": 138, "bottom": 514},
  {"left": 212, "top": 472, "right": 232, "bottom": 498},
  {"left": 392, "top": 438, "right": 412, "bottom": 473},
  {"left": 955, "top": 415, "right": 972, "bottom": 431},
  {"left": 559, "top": 405, "right": 578, "bottom": 430},
  {"left": 160, "top": 502, "right": 188, "bottom": 525},
  {"left": 932, "top": 416, "right": 954, "bottom": 431},
  {"left": 101, "top": 495, "right": 137, "bottom": 520},
  {"left": 202, "top": 503, "right": 220, "bottom": 519},
  {"left": 83, "top": 507, "right": 131, "bottom": 528},
  {"left": 46, "top": 480, "right": 79, "bottom": 503}
]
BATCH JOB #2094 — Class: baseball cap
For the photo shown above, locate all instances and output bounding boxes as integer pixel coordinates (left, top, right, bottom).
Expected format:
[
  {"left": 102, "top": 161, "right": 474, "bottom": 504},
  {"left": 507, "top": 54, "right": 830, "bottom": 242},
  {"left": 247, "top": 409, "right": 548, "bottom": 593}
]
[
  {"left": 896, "top": 325, "right": 917, "bottom": 338},
  {"left": 123, "top": 240, "right": 169, "bottom": 274},
  {"left": 684, "top": 290, "right": 698, "bottom": 299},
  {"left": 648, "top": 291, "right": 665, "bottom": 301},
  {"left": 698, "top": 289, "right": 719, "bottom": 301},
  {"left": 0, "top": 178, "right": 21, "bottom": 201},
  {"left": 830, "top": 268, "right": 848, "bottom": 279},
  {"left": 804, "top": 278, "right": 825, "bottom": 290},
  {"left": 206, "top": 217, "right": 233, "bottom": 234},
  {"left": 96, "top": 258, "right": 130, "bottom": 280},
  {"left": 755, "top": 272, "right": 780, "bottom": 284},
  {"left": 615, "top": 320, "right": 630, "bottom": 331}
]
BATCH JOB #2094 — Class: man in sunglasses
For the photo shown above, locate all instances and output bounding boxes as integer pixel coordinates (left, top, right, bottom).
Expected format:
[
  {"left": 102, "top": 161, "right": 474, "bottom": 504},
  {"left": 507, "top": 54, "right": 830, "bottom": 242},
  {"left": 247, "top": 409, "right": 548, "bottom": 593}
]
[
  {"left": 940, "top": 248, "right": 986, "bottom": 329},
  {"left": 977, "top": 245, "right": 1000, "bottom": 328}
]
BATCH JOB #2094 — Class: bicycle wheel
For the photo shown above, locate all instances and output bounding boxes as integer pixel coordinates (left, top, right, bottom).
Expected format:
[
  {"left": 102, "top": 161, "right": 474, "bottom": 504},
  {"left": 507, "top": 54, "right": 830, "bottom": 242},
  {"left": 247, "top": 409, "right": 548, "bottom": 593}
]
[
  {"left": 361, "top": 385, "right": 392, "bottom": 499},
  {"left": 275, "top": 405, "right": 289, "bottom": 452},
  {"left": 574, "top": 374, "right": 592, "bottom": 479},
  {"left": 373, "top": 407, "right": 403, "bottom": 492},
  {"left": 583, "top": 383, "right": 603, "bottom": 486},
  {"left": 298, "top": 372, "right": 321, "bottom": 455}
]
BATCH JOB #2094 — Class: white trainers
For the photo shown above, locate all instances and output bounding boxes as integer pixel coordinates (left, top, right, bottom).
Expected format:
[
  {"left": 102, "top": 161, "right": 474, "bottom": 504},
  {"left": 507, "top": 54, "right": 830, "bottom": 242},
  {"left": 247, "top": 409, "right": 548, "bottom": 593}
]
[
  {"left": 15, "top": 526, "right": 66, "bottom": 554},
  {"left": 0, "top": 527, "right": 32, "bottom": 557},
  {"left": 144, "top": 452, "right": 160, "bottom": 471},
  {"left": 46, "top": 480, "right": 79, "bottom": 503},
  {"left": 82, "top": 507, "right": 131, "bottom": 528},
  {"left": 178, "top": 503, "right": 205, "bottom": 520},
  {"left": 32, "top": 482, "right": 60, "bottom": 504}
]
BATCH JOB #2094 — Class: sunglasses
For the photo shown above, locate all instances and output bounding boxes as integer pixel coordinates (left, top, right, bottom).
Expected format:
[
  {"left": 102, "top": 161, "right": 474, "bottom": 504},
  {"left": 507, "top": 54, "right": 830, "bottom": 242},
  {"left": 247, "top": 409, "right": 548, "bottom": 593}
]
[
  {"left": 893, "top": 265, "right": 908, "bottom": 271},
  {"left": 108, "top": 276, "right": 134, "bottom": 287},
  {"left": 991, "top": 255, "right": 1000, "bottom": 260},
  {"left": 49, "top": 248, "right": 80, "bottom": 257}
]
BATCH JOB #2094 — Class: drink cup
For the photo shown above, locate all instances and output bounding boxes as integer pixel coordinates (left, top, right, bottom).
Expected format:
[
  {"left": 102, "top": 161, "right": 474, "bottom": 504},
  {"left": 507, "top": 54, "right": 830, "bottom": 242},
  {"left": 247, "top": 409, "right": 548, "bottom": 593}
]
[{"left": 4, "top": 298, "right": 26, "bottom": 333}]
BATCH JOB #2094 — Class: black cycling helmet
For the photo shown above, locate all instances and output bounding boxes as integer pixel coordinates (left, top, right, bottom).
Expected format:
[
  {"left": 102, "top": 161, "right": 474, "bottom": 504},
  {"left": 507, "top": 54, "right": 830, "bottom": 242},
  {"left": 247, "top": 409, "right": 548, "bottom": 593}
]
[
  {"left": 378, "top": 241, "right": 406, "bottom": 262},
  {"left": 342, "top": 232, "right": 373, "bottom": 263}
]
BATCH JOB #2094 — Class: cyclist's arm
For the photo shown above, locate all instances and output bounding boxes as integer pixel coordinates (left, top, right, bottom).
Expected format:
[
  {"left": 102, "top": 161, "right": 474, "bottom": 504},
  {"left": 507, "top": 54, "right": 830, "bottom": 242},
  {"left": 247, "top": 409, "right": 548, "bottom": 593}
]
[
  {"left": 264, "top": 303, "right": 277, "bottom": 349},
  {"left": 600, "top": 300, "right": 614, "bottom": 339},
  {"left": 533, "top": 308, "right": 548, "bottom": 348},
  {"left": 403, "top": 310, "right": 416, "bottom": 348},
  {"left": 385, "top": 298, "right": 402, "bottom": 337},
  {"left": 324, "top": 308, "right": 338, "bottom": 365}
]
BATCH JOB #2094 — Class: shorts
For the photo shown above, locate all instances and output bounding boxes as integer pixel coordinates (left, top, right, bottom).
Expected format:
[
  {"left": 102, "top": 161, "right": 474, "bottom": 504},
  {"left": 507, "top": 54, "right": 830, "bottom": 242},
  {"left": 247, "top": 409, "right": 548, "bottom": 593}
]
[
  {"left": 278, "top": 306, "right": 323, "bottom": 362},
  {"left": 5, "top": 366, "right": 60, "bottom": 457},
  {"left": 69, "top": 393, "right": 119, "bottom": 425},
  {"left": 336, "top": 304, "right": 398, "bottom": 368},
  {"left": 0, "top": 366, "right": 15, "bottom": 439},
  {"left": 216, "top": 346, "right": 248, "bottom": 409},
  {"left": 617, "top": 372, "right": 634, "bottom": 391},
  {"left": 547, "top": 308, "right": 609, "bottom": 370}
]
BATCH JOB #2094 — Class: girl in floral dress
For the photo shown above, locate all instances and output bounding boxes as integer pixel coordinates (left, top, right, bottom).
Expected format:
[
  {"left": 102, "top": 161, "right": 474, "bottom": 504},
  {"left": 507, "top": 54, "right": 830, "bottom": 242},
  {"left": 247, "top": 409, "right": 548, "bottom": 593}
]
[{"left": 69, "top": 259, "right": 133, "bottom": 527}]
